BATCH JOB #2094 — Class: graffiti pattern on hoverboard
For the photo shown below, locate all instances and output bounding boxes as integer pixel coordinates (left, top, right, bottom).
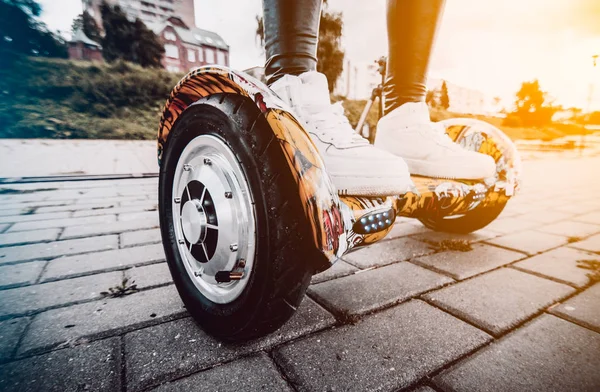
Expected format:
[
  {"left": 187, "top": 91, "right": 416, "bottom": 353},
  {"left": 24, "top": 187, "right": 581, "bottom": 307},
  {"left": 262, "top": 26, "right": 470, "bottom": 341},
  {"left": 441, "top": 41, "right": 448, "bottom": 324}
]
[{"left": 157, "top": 66, "right": 520, "bottom": 268}]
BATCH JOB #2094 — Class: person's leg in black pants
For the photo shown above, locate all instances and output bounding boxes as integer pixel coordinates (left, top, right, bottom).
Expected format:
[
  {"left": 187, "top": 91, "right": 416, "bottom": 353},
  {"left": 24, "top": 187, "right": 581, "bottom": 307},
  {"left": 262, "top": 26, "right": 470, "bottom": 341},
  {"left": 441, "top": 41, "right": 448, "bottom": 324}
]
[
  {"left": 261, "top": 0, "right": 412, "bottom": 196},
  {"left": 263, "top": 0, "right": 321, "bottom": 86},
  {"left": 375, "top": 0, "right": 496, "bottom": 179}
]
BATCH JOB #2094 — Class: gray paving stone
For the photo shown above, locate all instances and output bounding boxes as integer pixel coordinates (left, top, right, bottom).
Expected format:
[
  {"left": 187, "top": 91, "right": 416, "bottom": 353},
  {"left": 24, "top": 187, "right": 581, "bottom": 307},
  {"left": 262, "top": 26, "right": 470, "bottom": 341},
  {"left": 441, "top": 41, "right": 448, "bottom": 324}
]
[
  {"left": 486, "top": 230, "right": 567, "bottom": 255},
  {"left": 311, "top": 259, "right": 358, "bottom": 284},
  {"left": 36, "top": 201, "right": 117, "bottom": 214},
  {"left": 18, "top": 284, "right": 186, "bottom": 355},
  {"left": 42, "top": 243, "right": 165, "bottom": 281},
  {"left": 569, "top": 233, "right": 600, "bottom": 253},
  {"left": 72, "top": 204, "right": 156, "bottom": 218},
  {"left": 0, "top": 211, "right": 71, "bottom": 225},
  {"left": 148, "top": 353, "right": 293, "bottom": 392},
  {"left": 118, "top": 210, "right": 157, "bottom": 222},
  {"left": 273, "top": 300, "right": 491, "bottom": 392},
  {"left": 124, "top": 297, "right": 335, "bottom": 391},
  {"left": 0, "top": 271, "right": 122, "bottom": 318},
  {"left": 411, "top": 228, "right": 501, "bottom": 244},
  {"left": 73, "top": 195, "right": 148, "bottom": 206},
  {"left": 573, "top": 211, "right": 600, "bottom": 225},
  {"left": 0, "top": 223, "right": 9, "bottom": 233},
  {"left": 0, "top": 235, "right": 118, "bottom": 265},
  {"left": 434, "top": 314, "right": 600, "bottom": 392},
  {"left": 60, "top": 217, "right": 159, "bottom": 240},
  {"left": 308, "top": 262, "right": 452, "bottom": 318},
  {"left": 385, "top": 220, "right": 431, "bottom": 239},
  {"left": 550, "top": 283, "right": 600, "bottom": 333},
  {"left": 344, "top": 237, "right": 433, "bottom": 269},
  {"left": 0, "top": 228, "right": 60, "bottom": 247},
  {"left": 8, "top": 214, "right": 117, "bottom": 232},
  {"left": 120, "top": 198, "right": 158, "bottom": 207},
  {"left": 411, "top": 243, "right": 524, "bottom": 280},
  {"left": 0, "top": 262, "right": 44, "bottom": 289},
  {"left": 484, "top": 217, "right": 541, "bottom": 234},
  {"left": 556, "top": 203, "right": 600, "bottom": 215},
  {"left": 0, "top": 318, "right": 29, "bottom": 361},
  {"left": 0, "top": 201, "right": 71, "bottom": 214},
  {"left": 513, "top": 246, "right": 599, "bottom": 287},
  {"left": 516, "top": 209, "right": 573, "bottom": 224},
  {"left": 424, "top": 268, "right": 574, "bottom": 336},
  {"left": 125, "top": 262, "right": 172, "bottom": 289},
  {"left": 0, "top": 337, "right": 121, "bottom": 392},
  {"left": 537, "top": 220, "right": 600, "bottom": 238},
  {"left": 120, "top": 228, "right": 162, "bottom": 247}
]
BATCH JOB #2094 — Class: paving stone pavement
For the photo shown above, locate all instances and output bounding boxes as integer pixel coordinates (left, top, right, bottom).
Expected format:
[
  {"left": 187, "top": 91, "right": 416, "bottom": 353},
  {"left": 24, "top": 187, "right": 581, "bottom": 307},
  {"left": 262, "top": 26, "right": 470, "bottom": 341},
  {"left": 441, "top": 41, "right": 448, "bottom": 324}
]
[{"left": 0, "top": 154, "right": 599, "bottom": 391}]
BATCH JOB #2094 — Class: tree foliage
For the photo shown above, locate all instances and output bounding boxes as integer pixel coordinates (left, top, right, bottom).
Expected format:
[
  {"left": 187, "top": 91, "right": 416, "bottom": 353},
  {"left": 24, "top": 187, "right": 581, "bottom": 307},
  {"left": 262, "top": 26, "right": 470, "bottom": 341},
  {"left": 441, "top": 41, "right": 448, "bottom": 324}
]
[
  {"left": 256, "top": 0, "right": 345, "bottom": 92},
  {"left": 439, "top": 80, "right": 450, "bottom": 110},
  {"left": 100, "top": 2, "right": 164, "bottom": 68},
  {"left": 0, "top": 0, "right": 67, "bottom": 60},
  {"left": 71, "top": 11, "right": 102, "bottom": 44},
  {"left": 512, "top": 79, "right": 558, "bottom": 127}
]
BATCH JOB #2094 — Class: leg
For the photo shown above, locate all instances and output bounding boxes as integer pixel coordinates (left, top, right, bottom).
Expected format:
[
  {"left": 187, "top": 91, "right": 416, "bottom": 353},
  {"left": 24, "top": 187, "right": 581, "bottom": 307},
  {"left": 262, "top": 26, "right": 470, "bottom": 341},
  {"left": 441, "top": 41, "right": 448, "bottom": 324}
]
[
  {"left": 383, "top": 0, "right": 445, "bottom": 114},
  {"left": 375, "top": 0, "right": 496, "bottom": 180},
  {"left": 263, "top": 0, "right": 411, "bottom": 196},
  {"left": 263, "top": 0, "right": 321, "bottom": 85}
]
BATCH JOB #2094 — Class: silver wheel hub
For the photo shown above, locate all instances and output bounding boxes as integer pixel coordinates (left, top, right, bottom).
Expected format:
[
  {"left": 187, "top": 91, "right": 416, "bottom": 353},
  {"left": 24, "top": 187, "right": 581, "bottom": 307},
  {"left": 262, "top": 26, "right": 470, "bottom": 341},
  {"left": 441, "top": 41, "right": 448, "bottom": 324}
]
[
  {"left": 172, "top": 135, "right": 256, "bottom": 304},
  {"left": 181, "top": 200, "right": 207, "bottom": 244}
]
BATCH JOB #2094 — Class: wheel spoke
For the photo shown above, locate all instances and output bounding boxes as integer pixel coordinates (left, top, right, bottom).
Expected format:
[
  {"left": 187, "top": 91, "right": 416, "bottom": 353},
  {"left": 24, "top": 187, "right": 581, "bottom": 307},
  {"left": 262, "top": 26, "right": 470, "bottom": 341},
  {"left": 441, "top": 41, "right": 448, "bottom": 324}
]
[
  {"left": 199, "top": 186, "right": 207, "bottom": 204},
  {"left": 206, "top": 223, "right": 218, "bottom": 230},
  {"left": 201, "top": 243, "right": 210, "bottom": 262},
  {"left": 185, "top": 184, "right": 191, "bottom": 201}
]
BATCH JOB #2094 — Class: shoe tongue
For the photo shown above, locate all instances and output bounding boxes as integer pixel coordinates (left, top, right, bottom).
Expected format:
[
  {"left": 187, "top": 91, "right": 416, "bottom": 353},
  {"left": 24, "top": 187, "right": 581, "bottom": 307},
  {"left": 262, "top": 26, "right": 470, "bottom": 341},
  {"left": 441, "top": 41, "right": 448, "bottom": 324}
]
[
  {"left": 389, "top": 101, "right": 431, "bottom": 127},
  {"left": 297, "top": 72, "right": 331, "bottom": 107}
]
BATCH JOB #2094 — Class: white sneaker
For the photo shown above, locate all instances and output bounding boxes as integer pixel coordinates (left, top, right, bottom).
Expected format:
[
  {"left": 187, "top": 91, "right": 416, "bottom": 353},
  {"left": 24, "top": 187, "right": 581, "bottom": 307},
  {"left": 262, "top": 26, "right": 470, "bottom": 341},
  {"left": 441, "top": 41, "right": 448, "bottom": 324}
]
[
  {"left": 270, "top": 71, "right": 412, "bottom": 196},
  {"left": 375, "top": 102, "right": 496, "bottom": 179}
]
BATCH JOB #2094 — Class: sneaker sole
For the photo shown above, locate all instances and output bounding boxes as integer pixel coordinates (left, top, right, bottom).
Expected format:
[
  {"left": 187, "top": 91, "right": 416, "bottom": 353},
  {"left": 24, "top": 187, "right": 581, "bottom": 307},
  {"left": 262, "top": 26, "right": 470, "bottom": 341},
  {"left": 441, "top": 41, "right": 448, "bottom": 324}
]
[
  {"left": 332, "top": 174, "right": 413, "bottom": 197},
  {"left": 402, "top": 158, "right": 495, "bottom": 180}
]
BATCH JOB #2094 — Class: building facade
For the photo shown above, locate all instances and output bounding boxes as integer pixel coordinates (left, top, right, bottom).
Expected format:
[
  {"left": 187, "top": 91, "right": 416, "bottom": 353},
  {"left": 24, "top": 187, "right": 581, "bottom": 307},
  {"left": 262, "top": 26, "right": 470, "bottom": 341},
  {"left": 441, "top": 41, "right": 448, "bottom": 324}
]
[
  {"left": 83, "top": 0, "right": 196, "bottom": 29},
  {"left": 149, "top": 16, "right": 229, "bottom": 73},
  {"left": 68, "top": 28, "right": 103, "bottom": 62}
]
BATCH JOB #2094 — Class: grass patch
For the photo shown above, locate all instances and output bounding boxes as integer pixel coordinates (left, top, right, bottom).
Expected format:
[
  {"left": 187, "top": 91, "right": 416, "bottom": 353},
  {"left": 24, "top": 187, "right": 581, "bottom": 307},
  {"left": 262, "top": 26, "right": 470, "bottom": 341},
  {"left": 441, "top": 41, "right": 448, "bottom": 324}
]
[
  {"left": 101, "top": 277, "right": 138, "bottom": 298},
  {"left": 0, "top": 56, "right": 181, "bottom": 139},
  {"left": 577, "top": 259, "right": 600, "bottom": 283},
  {"left": 424, "top": 239, "right": 473, "bottom": 252}
]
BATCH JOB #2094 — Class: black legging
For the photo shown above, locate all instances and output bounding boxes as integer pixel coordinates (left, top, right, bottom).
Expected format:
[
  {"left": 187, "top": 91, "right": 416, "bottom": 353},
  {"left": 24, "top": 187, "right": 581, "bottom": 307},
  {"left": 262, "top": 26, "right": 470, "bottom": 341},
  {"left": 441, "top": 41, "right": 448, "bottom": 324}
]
[{"left": 262, "top": 0, "right": 446, "bottom": 115}]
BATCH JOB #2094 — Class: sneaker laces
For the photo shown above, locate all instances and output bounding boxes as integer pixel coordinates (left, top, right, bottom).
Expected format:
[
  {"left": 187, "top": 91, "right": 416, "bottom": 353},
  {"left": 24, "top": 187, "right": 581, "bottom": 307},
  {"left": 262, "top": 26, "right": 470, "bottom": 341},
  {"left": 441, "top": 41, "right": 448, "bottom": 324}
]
[
  {"left": 301, "top": 102, "right": 369, "bottom": 148},
  {"left": 427, "top": 121, "right": 464, "bottom": 151}
]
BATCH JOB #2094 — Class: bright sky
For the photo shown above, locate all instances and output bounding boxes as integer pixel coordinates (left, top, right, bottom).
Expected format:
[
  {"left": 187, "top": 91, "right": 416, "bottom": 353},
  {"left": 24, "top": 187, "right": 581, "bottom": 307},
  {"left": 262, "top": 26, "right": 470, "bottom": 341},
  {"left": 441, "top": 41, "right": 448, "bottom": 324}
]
[{"left": 39, "top": 0, "right": 600, "bottom": 110}]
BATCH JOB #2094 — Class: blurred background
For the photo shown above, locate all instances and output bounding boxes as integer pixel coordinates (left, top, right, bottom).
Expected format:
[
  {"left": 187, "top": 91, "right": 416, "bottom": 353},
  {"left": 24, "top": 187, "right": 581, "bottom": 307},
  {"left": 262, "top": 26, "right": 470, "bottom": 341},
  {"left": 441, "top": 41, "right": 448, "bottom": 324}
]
[{"left": 0, "top": 0, "right": 599, "bottom": 144}]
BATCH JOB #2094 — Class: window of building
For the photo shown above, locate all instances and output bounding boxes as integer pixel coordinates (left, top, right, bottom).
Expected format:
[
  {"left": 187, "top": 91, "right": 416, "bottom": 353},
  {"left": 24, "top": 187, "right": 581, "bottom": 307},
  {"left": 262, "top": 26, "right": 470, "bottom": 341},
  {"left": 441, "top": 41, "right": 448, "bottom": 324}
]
[
  {"left": 187, "top": 48, "right": 196, "bottom": 62},
  {"left": 216, "top": 50, "right": 225, "bottom": 65},
  {"left": 166, "top": 65, "right": 180, "bottom": 73},
  {"left": 205, "top": 48, "right": 215, "bottom": 64},
  {"left": 197, "top": 48, "right": 204, "bottom": 62},
  {"left": 164, "top": 31, "right": 176, "bottom": 41},
  {"left": 165, "top": 44, "right": 179, "bottom": 59}
]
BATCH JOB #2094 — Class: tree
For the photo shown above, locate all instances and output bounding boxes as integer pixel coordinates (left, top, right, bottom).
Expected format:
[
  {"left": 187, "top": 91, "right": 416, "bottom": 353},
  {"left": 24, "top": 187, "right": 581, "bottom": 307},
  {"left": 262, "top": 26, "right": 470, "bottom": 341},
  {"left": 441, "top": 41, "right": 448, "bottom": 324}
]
[
  {"left": 512, "top": 79, "right": 558, "bottom": 127},
  {"left": 439, "top": 80, "right": 450, "bottom": 110},
  {"left": 100, "top": 2, "right": 164, "bottom": 67},
  {"left": 256, "top": 0, "right": 345, "bottom": 92},
  {"left": 0, "top": 0, "right": 67, "bottom": 59},
  {"left": 72, "top": 11, "right": 102, "bottom": 44}
]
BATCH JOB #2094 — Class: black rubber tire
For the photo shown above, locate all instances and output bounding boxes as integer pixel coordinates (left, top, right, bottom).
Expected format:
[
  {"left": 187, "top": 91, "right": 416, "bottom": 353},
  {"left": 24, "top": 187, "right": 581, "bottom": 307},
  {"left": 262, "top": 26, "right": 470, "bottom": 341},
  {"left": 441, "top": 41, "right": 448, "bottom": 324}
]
[
  {"left": 418, "top": 202, "right": 506, "bottom": 234},
  {"left": 158, "top": 93, "right": 316, "bottom": 341}
]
